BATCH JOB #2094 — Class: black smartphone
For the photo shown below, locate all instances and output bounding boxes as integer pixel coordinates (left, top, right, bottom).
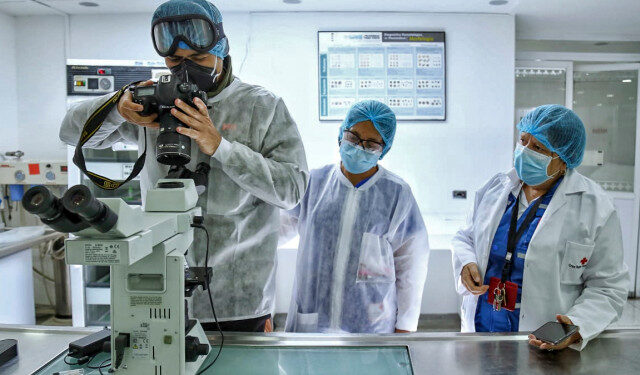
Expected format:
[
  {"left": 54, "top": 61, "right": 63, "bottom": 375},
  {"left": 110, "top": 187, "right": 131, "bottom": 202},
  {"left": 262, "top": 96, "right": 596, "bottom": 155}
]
[{"left": 531, "top": 321, "right": 579, "bottom": 345}]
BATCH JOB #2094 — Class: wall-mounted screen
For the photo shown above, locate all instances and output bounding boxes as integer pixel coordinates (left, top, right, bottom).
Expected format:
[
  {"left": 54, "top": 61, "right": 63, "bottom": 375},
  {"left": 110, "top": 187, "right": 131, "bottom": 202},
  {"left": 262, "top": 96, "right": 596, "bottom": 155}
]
[{"left": 318, "top": 31, "right": 446, "bottom": 121}]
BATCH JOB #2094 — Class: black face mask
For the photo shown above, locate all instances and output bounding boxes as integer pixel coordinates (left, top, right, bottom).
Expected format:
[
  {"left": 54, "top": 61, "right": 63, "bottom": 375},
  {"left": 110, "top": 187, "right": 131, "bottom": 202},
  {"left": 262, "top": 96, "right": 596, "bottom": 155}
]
[{"left": 169, "top": 59, "right": 220, "bottom": 92}]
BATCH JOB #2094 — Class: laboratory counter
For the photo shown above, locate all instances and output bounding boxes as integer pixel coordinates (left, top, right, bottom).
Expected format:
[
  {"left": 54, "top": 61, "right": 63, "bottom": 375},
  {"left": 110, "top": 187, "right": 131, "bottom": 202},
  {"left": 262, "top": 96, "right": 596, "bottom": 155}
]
[
  {"left": 0, "top": 229, "right": 62, "bottom": 260},
  {"left": 2, "top": 324, "right": 639, "bottom": 375}
]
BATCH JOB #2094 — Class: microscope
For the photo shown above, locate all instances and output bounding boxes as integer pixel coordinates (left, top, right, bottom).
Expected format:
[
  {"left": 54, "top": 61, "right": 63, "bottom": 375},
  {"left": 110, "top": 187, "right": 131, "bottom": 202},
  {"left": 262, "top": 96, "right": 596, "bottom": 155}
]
[{"left": 22, "top": 179, "right": 212, "bottom": 374}]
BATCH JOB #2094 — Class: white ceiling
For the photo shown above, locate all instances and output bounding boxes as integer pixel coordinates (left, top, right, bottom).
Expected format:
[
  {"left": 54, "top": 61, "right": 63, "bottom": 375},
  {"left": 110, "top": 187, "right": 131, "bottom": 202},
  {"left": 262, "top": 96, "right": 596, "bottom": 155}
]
[
  {"left": 0, "top": 0, "right": 520, "bottom": 16},
  {"left": 0, "top": 0, "right": 639, "bottom": 40},
  {"left": 515, "top": 0, "right": 640, "bottom": 40}
]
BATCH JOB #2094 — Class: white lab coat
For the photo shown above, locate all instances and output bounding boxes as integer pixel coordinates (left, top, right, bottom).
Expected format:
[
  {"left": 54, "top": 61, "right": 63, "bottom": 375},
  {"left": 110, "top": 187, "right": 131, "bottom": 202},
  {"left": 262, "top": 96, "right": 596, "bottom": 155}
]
[{"left": 451, "top": 168, "right": 629, "bottom": 350}]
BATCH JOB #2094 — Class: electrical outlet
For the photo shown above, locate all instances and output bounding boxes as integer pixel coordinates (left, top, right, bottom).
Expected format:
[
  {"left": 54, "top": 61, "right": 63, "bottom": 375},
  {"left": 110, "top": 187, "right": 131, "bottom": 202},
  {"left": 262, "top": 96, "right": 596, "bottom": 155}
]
[{"left": 453, "top": 190, "right": 467, "bottom": 199}]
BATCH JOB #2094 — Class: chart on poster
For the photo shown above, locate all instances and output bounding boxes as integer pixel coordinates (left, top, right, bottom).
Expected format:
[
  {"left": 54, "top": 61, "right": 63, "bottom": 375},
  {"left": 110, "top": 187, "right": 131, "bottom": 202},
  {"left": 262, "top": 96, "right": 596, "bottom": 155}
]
[{"left": 319, "top": 31, "right": 446, "bottom": 121}]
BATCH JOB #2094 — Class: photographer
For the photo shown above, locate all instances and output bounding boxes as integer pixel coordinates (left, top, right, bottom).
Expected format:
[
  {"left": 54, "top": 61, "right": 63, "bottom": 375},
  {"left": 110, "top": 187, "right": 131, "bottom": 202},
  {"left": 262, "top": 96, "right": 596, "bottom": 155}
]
[{"left": 59, "top": 0, "right": 309, "bottom": 332}]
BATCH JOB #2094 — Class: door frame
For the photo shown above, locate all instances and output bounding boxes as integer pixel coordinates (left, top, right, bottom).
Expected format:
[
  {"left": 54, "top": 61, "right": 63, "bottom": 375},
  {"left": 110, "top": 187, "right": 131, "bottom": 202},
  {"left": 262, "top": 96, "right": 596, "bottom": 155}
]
[
  {"left": 574, "top": 63, "right": 640, "bottom": 296},
  {"left": 516, "top": 60, "right": 574, "bottom": 109}
]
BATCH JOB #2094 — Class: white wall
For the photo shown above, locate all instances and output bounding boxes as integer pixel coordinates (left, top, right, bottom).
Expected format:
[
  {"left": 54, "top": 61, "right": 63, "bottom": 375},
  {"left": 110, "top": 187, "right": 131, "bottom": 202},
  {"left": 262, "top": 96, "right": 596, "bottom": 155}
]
[
  {"left": 15, "top": 16, "right": 68, "bottom": 161},
  {"left": 14, "top": 11, "right": 515, "bottom": 316},
  {"left": 238, "top": 12, "right": 515, "bottom": 216},
  {"left": 0, "top": 12, "right": 18, "bottom": 153},
  {"left": 17, "top": 11, "right": 515, "bottom": 216}
]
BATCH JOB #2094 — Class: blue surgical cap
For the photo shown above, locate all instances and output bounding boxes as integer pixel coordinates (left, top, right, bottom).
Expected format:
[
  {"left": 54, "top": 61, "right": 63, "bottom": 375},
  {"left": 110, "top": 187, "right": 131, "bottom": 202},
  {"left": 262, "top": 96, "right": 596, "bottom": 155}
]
[
  {"left": 339, "top": 100, "right": 397, "bottom": 158},
  {"left": 517, "top": 104, "right": 586, "bottom": 169},
  {"left": 152, "top": 0, "right": 229, "bottom": 58}
]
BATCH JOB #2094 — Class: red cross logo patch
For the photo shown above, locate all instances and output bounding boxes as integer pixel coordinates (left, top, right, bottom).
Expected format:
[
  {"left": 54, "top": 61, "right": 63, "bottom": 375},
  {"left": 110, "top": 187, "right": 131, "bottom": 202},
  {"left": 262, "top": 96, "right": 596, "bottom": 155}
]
[{"left": 580, "top": 257, "right": 588, "bottom": 266}]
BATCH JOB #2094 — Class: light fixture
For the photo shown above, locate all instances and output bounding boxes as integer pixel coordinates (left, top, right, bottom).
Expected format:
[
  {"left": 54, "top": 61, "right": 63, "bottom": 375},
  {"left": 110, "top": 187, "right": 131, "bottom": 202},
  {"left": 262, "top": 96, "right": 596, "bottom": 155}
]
[
  {"left": 489, "top": 0, "right": 508, "bottom": 5},
  {"left": 283, "top": 0, "right": 302, "bottom": 4},
  {"left": 79, "top": 1, "right": 99, "bottom": 6},
  {"left": 576, "top": 91, "right": 584, "bottom": 95},
  {"left": 622, "top": 79, "right": 632, "bottom": 83},
  {"left": 606, "top": 94, "right": 614, "bottom": 98}
]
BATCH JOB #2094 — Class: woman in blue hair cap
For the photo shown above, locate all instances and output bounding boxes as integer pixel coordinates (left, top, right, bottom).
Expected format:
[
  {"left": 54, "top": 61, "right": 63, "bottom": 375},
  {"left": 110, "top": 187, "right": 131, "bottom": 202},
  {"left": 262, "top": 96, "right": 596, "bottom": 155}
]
[
  {"left": 452, "top": 104, "right": 629, "bottom": 351},
  {"left": 281, "top": 100, "right": 430, "bottom": 333}
]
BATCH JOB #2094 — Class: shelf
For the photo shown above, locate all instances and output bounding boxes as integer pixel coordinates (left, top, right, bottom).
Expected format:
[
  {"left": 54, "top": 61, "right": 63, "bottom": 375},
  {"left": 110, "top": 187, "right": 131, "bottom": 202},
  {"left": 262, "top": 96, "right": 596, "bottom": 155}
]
[
  {"left": 85, "top": 287, "right": 110, "bottom": 305},
  {"left": 86, "top": 272, "right": 110, "bottom": 288}
]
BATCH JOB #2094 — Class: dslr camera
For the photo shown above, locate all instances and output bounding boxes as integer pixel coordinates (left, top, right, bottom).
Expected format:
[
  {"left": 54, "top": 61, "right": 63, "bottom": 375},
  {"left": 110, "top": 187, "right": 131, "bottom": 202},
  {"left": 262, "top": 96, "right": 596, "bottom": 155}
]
[{"left": 131, "top": 74, "right": 207, "bottom": 166}]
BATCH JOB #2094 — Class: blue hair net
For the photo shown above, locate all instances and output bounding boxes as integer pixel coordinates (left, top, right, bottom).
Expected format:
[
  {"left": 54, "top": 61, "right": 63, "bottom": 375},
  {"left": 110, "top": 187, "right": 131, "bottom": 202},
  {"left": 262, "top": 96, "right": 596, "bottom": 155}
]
[
  {"left": 339, "top": 100, "right": 397, "bottom": 158},
  {"left": 517, "top": 104, "right": 586, "bottom": 169},
  {"left": 152, "top": 0, "right": 229, "bottom": 58}
]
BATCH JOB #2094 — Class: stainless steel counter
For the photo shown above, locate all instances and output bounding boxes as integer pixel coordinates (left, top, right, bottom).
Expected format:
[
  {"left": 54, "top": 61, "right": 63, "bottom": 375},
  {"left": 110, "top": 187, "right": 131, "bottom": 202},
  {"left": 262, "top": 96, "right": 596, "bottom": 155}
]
[
  {"left": 205, "top": 329, "right": 640, "bottom": 375},
  {"left": 2, "top": 325, "right": 639, "bottom": 375}
]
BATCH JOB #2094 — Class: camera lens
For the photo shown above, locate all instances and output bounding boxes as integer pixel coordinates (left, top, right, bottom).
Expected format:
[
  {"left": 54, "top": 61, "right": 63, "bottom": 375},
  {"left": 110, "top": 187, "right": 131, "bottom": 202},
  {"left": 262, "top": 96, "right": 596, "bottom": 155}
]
[
  {"left": 63, "top": 185, "right": 118, "bottom": 233},
  {"left": 22, "top": 185, "right": 91, "bottom": 233},
  {"left": 156, "top": 114, "right": 191, "bottom": 166}
]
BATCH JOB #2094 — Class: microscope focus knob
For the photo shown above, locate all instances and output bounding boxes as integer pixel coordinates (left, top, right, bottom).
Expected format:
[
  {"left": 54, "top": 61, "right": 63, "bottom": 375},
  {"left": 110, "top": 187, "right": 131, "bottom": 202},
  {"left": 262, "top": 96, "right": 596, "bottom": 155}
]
[{"left": 185, "top": 336, "right": 209, "bottom": 362}]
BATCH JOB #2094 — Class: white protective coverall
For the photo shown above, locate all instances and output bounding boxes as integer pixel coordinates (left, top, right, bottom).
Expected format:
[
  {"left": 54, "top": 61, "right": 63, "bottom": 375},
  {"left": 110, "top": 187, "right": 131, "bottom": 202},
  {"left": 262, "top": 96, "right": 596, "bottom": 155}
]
[
  {"left": 60, "top": 77, "right": 309, "bottom": 323},
  {"left": 282, "top": 164, "right": 430, "bottom": 333}
]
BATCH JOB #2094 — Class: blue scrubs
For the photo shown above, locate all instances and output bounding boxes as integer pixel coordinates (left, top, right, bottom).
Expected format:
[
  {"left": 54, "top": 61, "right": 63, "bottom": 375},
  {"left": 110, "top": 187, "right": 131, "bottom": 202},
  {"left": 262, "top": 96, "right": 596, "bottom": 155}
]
[
  {"left": 475, "top": 179, "right": 562, "bottom": 332},
  {"left": 354, "top": 169, "right": 376, "bottom": 188}
]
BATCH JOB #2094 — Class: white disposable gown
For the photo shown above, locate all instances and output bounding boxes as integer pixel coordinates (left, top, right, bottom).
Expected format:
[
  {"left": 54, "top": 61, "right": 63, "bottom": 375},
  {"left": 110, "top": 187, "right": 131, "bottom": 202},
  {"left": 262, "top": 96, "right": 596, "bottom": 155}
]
[
  {"left": 60, "top": 77, "right": 309, "bottom": 322},
  {"left": 282, "top": 164, "right": 430, "bottom": 333},
  {"left": 451, "top": 169, "right": 629, "bottom": 349}
]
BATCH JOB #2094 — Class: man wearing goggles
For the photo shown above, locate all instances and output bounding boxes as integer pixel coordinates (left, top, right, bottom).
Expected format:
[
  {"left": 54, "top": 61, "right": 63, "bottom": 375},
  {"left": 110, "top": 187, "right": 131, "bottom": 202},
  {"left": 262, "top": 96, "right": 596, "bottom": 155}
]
[{"left": 59, "top": 0, "right": 309, "bottom": 333}]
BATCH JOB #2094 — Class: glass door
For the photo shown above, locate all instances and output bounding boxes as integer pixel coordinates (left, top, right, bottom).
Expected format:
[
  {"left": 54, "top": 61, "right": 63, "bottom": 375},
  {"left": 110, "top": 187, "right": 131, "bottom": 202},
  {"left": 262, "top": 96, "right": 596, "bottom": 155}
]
[
  {"left": 573, "top": 63, "right": 640, "bottom": 296},
  {"left": 573, "top": 65, "right": 638, "bottom": 192},
  {"left": 515, "top": 61, "right": 573, "bottom": 144}
]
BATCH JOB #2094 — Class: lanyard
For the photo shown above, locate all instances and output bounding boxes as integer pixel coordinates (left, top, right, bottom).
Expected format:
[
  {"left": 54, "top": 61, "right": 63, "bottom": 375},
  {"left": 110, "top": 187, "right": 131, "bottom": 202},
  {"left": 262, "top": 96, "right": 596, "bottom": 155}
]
[
  {"left": 501, "top": 189, "right": 544, "bottom": 283},
  {"left": 73, "top": 82, "right": 147, "bottom": 190}
]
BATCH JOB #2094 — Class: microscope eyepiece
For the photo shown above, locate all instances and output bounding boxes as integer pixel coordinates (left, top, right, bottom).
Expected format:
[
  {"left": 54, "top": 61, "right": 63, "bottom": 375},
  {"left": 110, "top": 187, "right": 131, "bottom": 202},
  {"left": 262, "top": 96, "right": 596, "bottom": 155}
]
[
  {"left": 30, "top": 192, "right": 46, "bottom": 207},
  {"left": 23, "top": 186, "right": 58, "bottom": 218},
  {"left": 63, "top": 185, "right": 118, "bottom": 233},
  {"left": 22, "top": 186, "right": 91, "bottom": 233}
]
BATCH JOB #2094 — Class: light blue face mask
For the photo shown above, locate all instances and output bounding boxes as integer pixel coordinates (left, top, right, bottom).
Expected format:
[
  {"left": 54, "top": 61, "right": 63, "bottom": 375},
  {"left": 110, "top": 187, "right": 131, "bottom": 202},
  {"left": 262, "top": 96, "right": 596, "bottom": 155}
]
[
  {"left": 514, "top": 143, "right": 560, "bottom": 186},
  {"left": 339, "top": 140, "right": 381, "bottom": 174}
]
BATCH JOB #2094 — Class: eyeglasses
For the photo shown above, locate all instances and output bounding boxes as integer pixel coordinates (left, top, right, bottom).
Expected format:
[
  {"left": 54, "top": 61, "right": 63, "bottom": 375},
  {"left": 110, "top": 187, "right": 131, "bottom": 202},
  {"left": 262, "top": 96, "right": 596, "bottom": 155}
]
[{"left": 342, "top": 130, "right": 385, "bottom": 153}]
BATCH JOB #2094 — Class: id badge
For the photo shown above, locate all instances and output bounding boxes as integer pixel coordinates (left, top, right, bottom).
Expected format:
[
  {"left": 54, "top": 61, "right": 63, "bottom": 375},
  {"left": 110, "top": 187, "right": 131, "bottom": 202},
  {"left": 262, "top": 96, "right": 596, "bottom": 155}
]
[{"left": 486, "top": 277, "right": 518, "bottom": 311}]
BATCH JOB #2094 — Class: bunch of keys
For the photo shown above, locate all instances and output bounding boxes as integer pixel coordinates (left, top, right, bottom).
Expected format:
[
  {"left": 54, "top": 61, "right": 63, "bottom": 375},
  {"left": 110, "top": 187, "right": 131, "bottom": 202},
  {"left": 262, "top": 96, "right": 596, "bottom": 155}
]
[{"left": 493, "top": 285, "right": 506, "bottom": 311}]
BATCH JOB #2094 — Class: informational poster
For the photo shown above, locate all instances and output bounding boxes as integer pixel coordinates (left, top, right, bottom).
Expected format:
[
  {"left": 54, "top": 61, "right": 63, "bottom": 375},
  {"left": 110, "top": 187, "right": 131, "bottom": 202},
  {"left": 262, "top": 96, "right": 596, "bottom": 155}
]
[{"left": 319, "top": 31, "right": 446, "bottom": 121}]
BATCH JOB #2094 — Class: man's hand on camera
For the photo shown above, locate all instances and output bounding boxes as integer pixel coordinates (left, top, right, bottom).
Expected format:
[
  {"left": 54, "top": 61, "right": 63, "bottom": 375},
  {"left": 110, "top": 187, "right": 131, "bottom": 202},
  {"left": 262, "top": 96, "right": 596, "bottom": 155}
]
[
  {"left": 118, "top": 81, "right": 160, "bottom": 128},
  {"left": 117, "top": 80, "right": 160, "bottom": 128},
  {"left": 172, "top": 97, "right": 222, "bottom": 156}
]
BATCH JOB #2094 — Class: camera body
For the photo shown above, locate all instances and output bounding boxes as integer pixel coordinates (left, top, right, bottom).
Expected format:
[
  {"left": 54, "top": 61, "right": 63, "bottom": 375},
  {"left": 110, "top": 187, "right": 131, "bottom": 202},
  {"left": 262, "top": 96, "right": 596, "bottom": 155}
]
[{"left": 131, "top": 74, "right": 207, "bottom": 166}]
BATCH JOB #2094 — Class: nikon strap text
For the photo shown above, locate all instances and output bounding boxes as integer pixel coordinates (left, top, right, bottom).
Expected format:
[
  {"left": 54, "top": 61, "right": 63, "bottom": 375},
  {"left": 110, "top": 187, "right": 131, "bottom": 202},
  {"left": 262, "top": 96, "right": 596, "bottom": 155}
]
[{"left": 73, "top": 82, "right": 147, "bottom": 190}]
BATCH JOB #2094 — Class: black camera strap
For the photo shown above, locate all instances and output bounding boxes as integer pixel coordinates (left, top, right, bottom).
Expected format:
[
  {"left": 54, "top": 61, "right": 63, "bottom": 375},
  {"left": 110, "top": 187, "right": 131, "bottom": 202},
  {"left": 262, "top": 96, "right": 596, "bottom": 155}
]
[{"left": 73, "top": 82, "right": 147, "bottom": 190}]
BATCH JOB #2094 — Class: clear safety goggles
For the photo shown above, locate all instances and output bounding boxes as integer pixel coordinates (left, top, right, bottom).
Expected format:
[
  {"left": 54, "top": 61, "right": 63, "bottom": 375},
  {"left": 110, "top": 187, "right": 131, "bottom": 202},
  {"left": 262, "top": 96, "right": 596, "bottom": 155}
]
[{"left": 152, "top": 14, "right": 225, "bottom": 57}]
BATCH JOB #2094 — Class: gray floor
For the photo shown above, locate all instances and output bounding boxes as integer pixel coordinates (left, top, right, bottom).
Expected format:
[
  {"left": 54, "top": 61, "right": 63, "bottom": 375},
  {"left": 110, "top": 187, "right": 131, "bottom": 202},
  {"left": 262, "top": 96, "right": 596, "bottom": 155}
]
[
  {"left": 35, "top": 299, "right": 640, "bottom": 331},
  {"left": 35, "top": 305, "right": 72, "bottom": 326},
  {"left": 273, "top": 298, "right": 640, "bottom": 332},
  {"left": 610, "top": 298, "right": 640, "bottom": 329}
]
